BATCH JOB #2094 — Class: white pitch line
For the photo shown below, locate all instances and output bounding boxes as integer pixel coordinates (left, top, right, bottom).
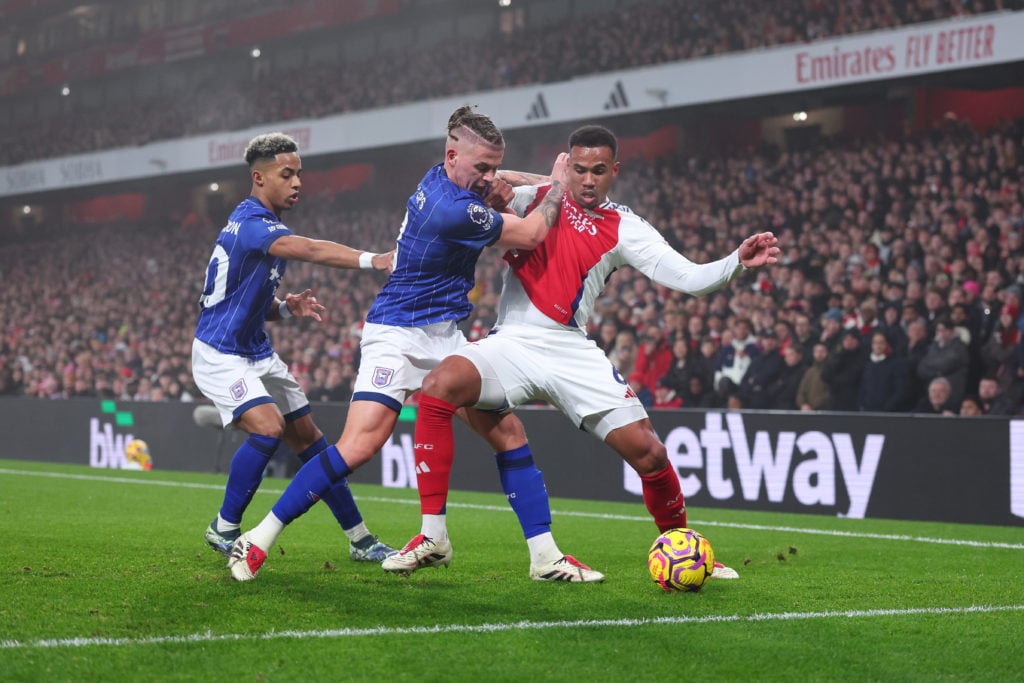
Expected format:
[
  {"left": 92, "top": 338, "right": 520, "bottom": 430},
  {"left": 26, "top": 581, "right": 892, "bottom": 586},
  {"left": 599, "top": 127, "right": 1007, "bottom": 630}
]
[
  {"left": 3, "top": 467, "right": 1024, "bottom": 550},
  {"left": 2, "top": 604, "right": 1021, "bottom": 651}
]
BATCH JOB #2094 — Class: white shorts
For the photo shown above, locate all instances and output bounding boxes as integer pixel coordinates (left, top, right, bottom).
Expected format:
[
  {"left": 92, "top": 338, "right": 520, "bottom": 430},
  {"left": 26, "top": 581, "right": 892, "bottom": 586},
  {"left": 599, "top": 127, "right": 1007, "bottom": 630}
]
[
  {"left": 191, "top": 338, "right": 309, "bottom": 427},
  {"left": 456, "top": 323, "right": 647, "bottom": 440},
  {"left": 351, "top": 321, "right": 467, "bottom": 411}
]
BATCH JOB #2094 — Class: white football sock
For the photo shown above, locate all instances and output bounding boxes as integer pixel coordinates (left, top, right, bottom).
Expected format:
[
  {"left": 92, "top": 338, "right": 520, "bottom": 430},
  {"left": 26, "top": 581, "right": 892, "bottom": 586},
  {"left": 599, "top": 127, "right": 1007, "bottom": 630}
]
[
  {"left": 526, "top": 532, "right": 562, "bottom": 565},
  {"left": 249, "top": 513, "right": 285, "bottom": 551},
  {"left": 420, "top": 514, "right": 447, "bottom": 540},
  {"left": 344, "top": 521, "right": 371, "bottom": 543},
  {"left": 216, "top": 514, "right": 240, "bottom": 533}
]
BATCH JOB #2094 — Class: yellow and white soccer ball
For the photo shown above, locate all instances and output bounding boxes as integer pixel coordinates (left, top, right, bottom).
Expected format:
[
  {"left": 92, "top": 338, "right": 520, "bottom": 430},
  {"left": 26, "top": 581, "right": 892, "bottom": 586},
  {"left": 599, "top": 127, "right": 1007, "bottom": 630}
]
[
  {"left": 124, "top": 439, "right": 153, "bottom": 471},
  {"left": 647, "top": 527, "right": 715, "bottom": 592}
]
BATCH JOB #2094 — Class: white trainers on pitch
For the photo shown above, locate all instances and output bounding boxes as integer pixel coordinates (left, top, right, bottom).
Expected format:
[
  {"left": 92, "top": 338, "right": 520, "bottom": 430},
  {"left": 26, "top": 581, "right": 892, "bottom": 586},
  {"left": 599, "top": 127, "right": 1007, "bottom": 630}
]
[
  {"left": 711, "top": 561, "right": 740, "bottom": 579},
  {"left": 530, "top": 555, "right": 605, "bottom": 583},
  {"left": 227, "top": 532, "right": 267, "bottom": 582},
  {"left": 381, "top": 534, "right": 452, "bottom": 576}
]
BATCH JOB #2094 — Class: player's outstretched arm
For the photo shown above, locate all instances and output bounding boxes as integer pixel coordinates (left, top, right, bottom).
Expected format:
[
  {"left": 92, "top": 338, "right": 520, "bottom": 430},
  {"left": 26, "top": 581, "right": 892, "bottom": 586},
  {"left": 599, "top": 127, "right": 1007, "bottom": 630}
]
[
  {"left": 268, "top": 289, "right": 326, "bottom": 322},
  {"left": 494, "top": 152, "right": 568, "bottom": 250},
  {"left": 268, "top": 234, "right": 389, "bottom": 271},
  {"left": 646, "top": 231, "right": 781, "bottom": 297}
]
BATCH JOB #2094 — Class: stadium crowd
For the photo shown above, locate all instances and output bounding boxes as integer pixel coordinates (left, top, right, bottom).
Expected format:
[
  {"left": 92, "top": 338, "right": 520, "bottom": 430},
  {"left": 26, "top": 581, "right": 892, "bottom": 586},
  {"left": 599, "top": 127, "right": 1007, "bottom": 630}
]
[
  {"left": 1, "top": 0, "right": 1015, "bottom": 164},
  {"left": 2, "top": 113, "right": 1023, "bottom": 418}
]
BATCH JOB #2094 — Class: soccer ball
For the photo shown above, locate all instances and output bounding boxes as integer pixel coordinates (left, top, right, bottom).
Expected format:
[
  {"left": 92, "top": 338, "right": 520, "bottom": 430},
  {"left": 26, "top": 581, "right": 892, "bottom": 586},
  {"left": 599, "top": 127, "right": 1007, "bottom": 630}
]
[
  {"left": 124, "top": 439, "right": 153, "bottom": 471},
  {"left": 647, "top": 527, "right": 715, "bottom": 592}
]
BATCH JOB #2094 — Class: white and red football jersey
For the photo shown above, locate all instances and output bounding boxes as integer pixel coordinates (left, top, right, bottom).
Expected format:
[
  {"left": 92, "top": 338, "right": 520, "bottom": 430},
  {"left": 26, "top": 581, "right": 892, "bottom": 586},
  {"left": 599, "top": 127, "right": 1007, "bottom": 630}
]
[{"left": 499, "top": 184, "right": 740, "bottom": 331}]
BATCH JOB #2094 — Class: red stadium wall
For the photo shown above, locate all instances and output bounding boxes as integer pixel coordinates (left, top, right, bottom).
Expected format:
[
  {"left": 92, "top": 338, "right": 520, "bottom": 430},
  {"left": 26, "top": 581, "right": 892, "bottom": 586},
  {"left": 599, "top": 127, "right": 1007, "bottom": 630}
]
[
  {"left": 914, "top": 86, "right": 1024, "bottom": 132},
  {"left": 65, "top": 193, "right": 146, "bottom": 223}
]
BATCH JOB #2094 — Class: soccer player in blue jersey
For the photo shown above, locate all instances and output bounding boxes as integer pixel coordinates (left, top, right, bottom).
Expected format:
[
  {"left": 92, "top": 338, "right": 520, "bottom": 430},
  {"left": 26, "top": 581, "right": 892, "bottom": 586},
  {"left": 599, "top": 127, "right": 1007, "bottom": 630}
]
[
  {"left": 195, "top": 132, "right": 396, "bottom": 564},
  {"left": 228, "top": 107, "right": 604, "bottom": 583}
]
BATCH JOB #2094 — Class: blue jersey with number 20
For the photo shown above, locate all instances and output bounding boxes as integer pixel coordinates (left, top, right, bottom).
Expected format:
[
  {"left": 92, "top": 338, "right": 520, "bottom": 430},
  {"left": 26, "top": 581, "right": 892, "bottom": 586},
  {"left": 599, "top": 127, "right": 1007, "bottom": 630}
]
[{"left": 194, "top": 197, "right": 292, "bottom": 359}]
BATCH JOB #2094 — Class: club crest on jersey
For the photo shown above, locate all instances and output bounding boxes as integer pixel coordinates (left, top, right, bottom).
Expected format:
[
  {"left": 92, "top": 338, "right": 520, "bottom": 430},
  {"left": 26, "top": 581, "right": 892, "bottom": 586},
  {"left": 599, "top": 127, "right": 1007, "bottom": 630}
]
[
  {"left": 372, "top": 367, "right": 395, "bottom": 388},
  {"left": 415, "top": 189, "right": 426, "bottom": 210},
  {"left": 467, "top": 202, "right": 494, "bottom": 229},
  {"left": 230, "top": 379, "right": 248, "bottom": 400}
]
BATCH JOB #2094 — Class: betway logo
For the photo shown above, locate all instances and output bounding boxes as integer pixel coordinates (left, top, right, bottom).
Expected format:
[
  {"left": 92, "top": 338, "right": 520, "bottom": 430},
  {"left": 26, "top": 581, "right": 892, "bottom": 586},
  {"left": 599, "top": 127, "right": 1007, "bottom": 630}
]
[
  {"left": 624, "top": 413, "right": 884, "bottom": 518},
  {"left": 89, "top": 418, "right": 136, "bottom": 469},
  {"left": 381, "top": 432, "right": 418, "bottom": 489}
]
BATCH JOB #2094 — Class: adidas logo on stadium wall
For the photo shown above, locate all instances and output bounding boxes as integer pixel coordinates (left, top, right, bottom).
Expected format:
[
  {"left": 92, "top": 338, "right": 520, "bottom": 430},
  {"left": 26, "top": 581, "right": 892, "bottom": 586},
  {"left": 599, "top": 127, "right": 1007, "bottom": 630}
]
[
  {"left": 526, "top": 92, "right": 550, "bottom": 120},
  {"left": 603, "top": 81, "right": 630, "bottom": 110}
]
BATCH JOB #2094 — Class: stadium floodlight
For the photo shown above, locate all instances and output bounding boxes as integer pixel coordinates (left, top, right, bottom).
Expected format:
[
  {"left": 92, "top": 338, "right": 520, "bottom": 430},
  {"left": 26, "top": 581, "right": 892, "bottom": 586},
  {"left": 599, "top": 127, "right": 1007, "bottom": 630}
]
[
  {"left": 60, "top": 85, "right": 70, "bottom": 96},
  {"left": 251, "top": 47, "right": 261, "bottom": 58},
  {"left": 793, "top": 111, "right": 808, "bottom": 122}
]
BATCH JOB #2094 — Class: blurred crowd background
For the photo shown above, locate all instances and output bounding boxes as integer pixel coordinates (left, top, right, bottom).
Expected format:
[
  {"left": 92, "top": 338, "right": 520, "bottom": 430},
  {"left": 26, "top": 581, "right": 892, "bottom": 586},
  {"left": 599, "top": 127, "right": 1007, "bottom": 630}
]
[{"left": 2, "top": 0, "right": 1023, "bottom": 418}]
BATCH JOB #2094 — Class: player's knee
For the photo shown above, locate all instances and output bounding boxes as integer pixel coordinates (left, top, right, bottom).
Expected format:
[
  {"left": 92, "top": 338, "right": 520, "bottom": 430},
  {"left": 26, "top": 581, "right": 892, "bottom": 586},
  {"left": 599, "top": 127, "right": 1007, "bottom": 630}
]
[
  {"left": 255, "top": 423, "right": 285, "bottom": 440},
  {"left": 421, "top": 366, "right": 463, "bottom": 403},
  {"left": 633, "top": 441, "right": 668, "bottom": 475}
]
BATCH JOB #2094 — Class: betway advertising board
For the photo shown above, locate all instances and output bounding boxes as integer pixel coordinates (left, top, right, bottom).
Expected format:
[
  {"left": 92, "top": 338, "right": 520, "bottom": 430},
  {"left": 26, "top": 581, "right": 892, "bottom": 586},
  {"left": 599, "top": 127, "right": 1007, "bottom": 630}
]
[{"left": 1, "top": 398, "right": 1020, "bottom": 527}]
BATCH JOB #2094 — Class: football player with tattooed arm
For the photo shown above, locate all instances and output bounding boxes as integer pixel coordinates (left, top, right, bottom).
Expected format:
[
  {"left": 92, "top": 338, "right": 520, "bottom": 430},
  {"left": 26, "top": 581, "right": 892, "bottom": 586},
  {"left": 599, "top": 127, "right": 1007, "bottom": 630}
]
[
  {"left": 229, "top": 106, "right": 606, "bottom": 583},
  {"left": 195, "top": 132, "right": 397, "bottom": 565},
  {"left": 386, "top": 124, "right": 781, "bottom": 581}
]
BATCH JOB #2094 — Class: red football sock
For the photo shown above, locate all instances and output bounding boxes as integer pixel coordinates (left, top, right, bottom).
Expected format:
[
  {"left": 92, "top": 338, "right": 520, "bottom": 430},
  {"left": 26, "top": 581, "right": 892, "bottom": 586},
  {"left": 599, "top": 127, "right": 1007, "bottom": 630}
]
[
  {"left": 640, "top": 465, "right": 687, "bottom": 532},
  {"left": 414, "top": 394, "right": 458, "bottom": 515}
]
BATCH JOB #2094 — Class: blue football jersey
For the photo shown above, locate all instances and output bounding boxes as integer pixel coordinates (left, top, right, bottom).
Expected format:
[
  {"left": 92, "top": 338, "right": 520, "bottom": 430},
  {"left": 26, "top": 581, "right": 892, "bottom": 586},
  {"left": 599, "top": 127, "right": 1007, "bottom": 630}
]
[
  {"left": 194, "top": 197, "right": 293, "bottom": 359},
  {"left": 366, "top": 164, "right": 504, "bottom": 327}
]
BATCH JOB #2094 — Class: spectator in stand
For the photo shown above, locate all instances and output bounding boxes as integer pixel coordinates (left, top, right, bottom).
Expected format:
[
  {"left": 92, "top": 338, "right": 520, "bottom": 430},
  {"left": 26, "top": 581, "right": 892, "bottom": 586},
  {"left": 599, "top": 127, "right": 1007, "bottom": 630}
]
[
  {"left": 629, "top": 323, "right": 673, "bottom": 407},
  {"left": 768, "top": 343, "right": 807, "bottom": 410},
  {"left": 878, "top": 302, "right": 908, "bottom": 356},
  {"left": 773, "top": 320, "right": 795, "bottom": 353},
  {"left": 922, "top": 287, "right": 950, "bottom": 336},
  {"left": 903, "top": 318, "right": 931, "bottom": 408},
  {"left": 658, "top": 337, "right": 713, "bottom": 402},
  {"left": 685, "top": 315, "right": 706, "bottom": 351},
  {"left": 857, "top": 300, "right": 880, "bottom": 339},
  {"left": 822, "top": 329, "right": 865, "bottom": 411},
  {"left": 798, "top": 342, "right": 831, "bottom": 411},
  {"left": 820, "top": 308, "right": 844, "bottom": 351},
  {"left": 917, "top": 316, "right": 970, "bottom": 406},
  {"left": 959, "top": 395, "right": 983, "bottom": 416},
  {"left": 651, "top": 380, "right": 683, "bottom": 409},
  {"left": 977, "top": 281, "right": 1001, "bottom": 346},
  {"left": 737, "top": 329, "right": 785, "bottom": 409},
  {"left": 679, "top": 373, "right": 716, "bottom": 409},
  {"left": 608, "top": 329, "right": 638, "bottom": 380},
  {"left": 594, "top": 320, "right": 620, "bottom": 355},
  {"left": 714, "top": 317, "right": 758, "bottom": 401},
  {"left": 792, "top": 311, "right": 816, "bottom": 353},
  {"left": 914, "top": 377, "right": 958, "bottom": 415},
  {"left": 858, "top": 331, "right": 908, "bottom": 412},
  {"left": 980, "top": 303, "right": 1021, "bottom": 392},
  {"left": 977, "top": 375, "right": 1018, "bottom": 416}
]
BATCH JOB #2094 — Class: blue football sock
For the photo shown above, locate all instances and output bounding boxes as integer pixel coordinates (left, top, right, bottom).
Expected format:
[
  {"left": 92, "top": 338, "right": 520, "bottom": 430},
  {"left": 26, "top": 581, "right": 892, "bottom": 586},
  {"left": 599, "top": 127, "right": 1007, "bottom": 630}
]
[
  {"left": 296, "top": 437, "right": 363, "bottom": 531},
  {"left": 272, "top": 444, "right": 352, "bottom": 525},
  {"left": 219, "top": 433, "right": 280, "bottom": 525},
  {"left": 495, "top": 445, "right": 552, "bottom": 540}
]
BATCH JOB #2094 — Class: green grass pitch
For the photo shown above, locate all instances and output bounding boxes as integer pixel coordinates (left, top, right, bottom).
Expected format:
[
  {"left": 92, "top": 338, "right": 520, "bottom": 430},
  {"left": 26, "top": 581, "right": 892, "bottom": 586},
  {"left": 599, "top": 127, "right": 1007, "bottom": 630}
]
[{"left": 2, "top": 459, "right": 1022, "bottom": 682}]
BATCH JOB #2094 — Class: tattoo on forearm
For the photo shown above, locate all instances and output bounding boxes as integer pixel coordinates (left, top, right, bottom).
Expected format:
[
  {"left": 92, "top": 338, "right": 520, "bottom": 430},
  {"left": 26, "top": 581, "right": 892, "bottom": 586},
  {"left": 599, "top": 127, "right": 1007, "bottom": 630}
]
[{"left": 533, "top": 178, "right": 564, "bottom": 226}]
